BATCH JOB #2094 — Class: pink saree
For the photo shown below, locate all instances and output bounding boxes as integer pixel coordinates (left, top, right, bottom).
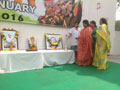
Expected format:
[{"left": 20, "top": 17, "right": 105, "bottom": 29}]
[{"left": 76, "top": 27, "right": 93, "bottom": 66}]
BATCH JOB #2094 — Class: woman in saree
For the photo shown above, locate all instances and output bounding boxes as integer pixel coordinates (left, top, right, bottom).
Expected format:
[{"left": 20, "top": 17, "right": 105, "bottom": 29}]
[
  {"left": 90, "top": 21, "right": 98, "bottom": 55},
  {"left": 92, "top": 18, "right": 111, "bottom": 70},
  {"left": 76, "top": 20, "right": 93, "bottom": 66}
]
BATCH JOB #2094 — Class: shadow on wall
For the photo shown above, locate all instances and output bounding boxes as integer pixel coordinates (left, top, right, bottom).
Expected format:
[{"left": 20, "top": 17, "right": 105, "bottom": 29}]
[
  {"left": 111, "top": 31, "right": 120, "bottom": 55},
  {"left": 115, "top": 20, "right": 120, "bottom": 31}
]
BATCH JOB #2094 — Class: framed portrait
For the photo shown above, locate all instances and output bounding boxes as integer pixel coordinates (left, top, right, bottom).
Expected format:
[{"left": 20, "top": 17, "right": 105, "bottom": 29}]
[
  {"left": 0, "top": 29, "right": 19, "bottom": 51},
  {"left": 45, "top": 33, "right": 63, "bottom": 50}
]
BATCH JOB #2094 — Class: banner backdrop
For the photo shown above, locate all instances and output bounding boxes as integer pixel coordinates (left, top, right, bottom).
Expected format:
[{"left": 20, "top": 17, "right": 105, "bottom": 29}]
[{"left": 0, "top": 0, "right": 83, "bottom": 27}]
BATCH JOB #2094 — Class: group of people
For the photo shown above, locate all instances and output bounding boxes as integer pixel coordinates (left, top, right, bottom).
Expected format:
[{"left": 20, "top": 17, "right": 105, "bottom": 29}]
[
  {"left": 37, "top": 0, "right": 82, "bottom": 27},
  {"left": 69, "top": 18, "right": 111, "bottom": 70}
]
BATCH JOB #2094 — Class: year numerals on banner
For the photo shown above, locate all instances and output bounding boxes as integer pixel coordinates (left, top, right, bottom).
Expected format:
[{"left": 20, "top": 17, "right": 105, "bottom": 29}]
[{"left": 1, "top": 13, "right": 24, "bottom": 21}]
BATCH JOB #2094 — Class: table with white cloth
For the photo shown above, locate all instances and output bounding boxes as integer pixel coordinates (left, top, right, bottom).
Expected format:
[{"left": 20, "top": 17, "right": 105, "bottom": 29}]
[{"left": 0, "top": 50, "right": 75, "bottom": 73}]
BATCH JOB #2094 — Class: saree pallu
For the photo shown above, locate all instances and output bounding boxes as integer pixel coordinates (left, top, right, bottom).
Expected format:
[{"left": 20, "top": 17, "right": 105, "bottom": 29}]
[
  {"left": 92, "top": 24, "right": 111, "bottom": 70},
  {"left": 92, "top": 28, "right": 97, "bottom": 55},
  {"left": 76, "top": 27, "right": 93, "bottom": 66}
]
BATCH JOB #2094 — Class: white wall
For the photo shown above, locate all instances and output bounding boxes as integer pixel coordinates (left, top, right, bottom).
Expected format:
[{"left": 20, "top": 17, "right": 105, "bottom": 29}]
[
  {"left": 0, "top": 0, "right": 120, "bottom": 55},
  {"left": 81, "top": 0, "right": 119, "bottom": 55},
  {"left": 0, "top": 22, "right": 70, "bottom": 50}
]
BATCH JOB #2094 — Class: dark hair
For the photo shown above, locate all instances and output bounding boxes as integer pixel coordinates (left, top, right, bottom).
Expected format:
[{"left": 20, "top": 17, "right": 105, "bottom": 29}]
[
  {"left": 90, "top": 21, "right": 97, "bottom": 27},
  {"left": 100, "top": 18, "right": 108, "bottom": 25},
  {"left": 83, "top": 20, "right": 89, "bottom": 26},
  {"left": 75, "top": 22, "right": 79, "bottom": 25}
]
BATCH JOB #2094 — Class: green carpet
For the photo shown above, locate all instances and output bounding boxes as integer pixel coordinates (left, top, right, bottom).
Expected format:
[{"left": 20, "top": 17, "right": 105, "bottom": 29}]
[{"left": 0, "top": 62, "right": 120, "bottom": 90}]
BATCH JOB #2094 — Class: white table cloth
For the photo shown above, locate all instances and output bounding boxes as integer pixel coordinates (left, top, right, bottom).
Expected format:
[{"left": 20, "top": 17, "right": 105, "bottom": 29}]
[
  {"left": 0, "top": 50, "right": 75, "bottom": 73},
  {"left": 42, "top": 50, "right": 75, "bottom": 66},
  {"left": 0, "top": 51, "right": 43, "bottom": 73}
]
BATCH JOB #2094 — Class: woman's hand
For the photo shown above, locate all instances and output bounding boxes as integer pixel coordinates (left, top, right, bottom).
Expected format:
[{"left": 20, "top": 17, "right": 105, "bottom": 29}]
[
  {"left": 108, "top": 50, "right": 110, "bottom": 53},
  {"left": 75, "top": 37, "right": 79, "bottom": 40}
]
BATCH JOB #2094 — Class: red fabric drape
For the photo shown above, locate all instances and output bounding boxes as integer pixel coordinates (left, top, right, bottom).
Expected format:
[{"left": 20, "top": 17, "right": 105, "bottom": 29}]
[{"left": 76, "top": 27, "right": 93, "bottom": 66}]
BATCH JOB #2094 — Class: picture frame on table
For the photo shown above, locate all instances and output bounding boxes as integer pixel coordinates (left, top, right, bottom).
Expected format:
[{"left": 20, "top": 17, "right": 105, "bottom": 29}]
[
  {"left": 26, "top": 36, "right": 38, "bottom": 51},
  {"left": 45, "top": 33, "right": 63, "bottom": 50},
  {"left": 0, "top": 29, "right": 19, "bottom": 51}
]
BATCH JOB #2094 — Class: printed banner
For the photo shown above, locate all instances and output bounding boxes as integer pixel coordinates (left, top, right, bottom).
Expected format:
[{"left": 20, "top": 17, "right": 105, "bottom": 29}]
[{"left": 0, "top": 0, "right": 83, "bottom": 27}]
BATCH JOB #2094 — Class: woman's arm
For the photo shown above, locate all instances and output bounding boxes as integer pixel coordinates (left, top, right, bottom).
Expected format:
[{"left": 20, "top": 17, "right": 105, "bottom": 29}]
[{"left": 98, "top": 36, "right": 102, "bottom": 46}]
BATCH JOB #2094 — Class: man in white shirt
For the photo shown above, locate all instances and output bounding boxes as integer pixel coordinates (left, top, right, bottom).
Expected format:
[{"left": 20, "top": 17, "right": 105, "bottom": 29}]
[{"left": 68, "top": 22, "right": 81, "bottom": 60}]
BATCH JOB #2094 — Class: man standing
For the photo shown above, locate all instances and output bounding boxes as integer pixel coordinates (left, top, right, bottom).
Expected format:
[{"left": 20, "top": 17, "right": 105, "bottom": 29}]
[{"left": 68, "top": 22, "right": 81, "bottom": 60}]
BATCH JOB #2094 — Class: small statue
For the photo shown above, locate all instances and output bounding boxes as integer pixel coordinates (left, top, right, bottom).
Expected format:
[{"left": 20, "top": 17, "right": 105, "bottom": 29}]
[{"left": 27, "top": 36, "right": 37, "bottom": 51}]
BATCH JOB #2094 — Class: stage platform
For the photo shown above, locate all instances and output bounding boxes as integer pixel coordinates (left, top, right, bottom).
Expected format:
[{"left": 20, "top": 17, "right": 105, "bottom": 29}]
[{"left": 0, "top": 50, "right": 75, "bottom": 73}]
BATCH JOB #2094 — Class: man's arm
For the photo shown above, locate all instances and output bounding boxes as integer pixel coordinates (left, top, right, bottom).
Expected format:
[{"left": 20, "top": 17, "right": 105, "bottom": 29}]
[
  {"left": 68, "top": 28, "right": 73, "bottom": 38},
  {"left": 68, "top": 33, "right": 72, "bottom": 38}
]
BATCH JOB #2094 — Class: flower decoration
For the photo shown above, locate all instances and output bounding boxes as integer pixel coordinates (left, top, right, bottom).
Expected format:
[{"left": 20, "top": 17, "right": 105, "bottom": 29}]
[{"left": 45, "top": 33, "right": 62, "bottom": 47}]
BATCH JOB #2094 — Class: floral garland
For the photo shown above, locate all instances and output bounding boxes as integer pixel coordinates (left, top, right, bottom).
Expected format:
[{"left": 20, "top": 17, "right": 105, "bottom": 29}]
[
  {"left": 45, "top": 33, "right": 62, "bottom": 47},
  {"left": 1, "top": 28, "right": 19, "bottom": 44}
]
